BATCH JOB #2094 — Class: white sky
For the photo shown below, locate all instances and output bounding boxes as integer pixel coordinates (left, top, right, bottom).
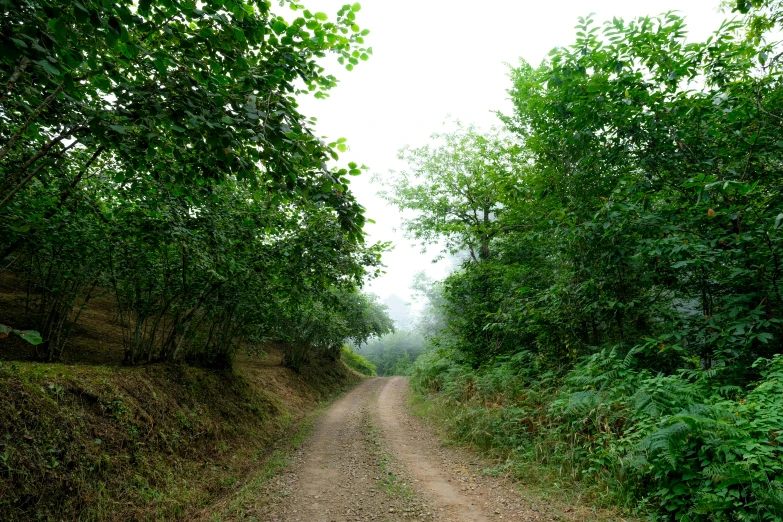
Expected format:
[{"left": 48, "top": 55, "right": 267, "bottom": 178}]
[{"left": 297, "top": 0, "right": 729, "bottom": 306}]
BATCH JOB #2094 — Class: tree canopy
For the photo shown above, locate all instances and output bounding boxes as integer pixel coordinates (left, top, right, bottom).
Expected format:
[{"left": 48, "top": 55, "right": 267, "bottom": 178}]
[
  {"left": 377, "top": 123, "right": 527, "bottom": 262},
  {"left": 0, "top": 0, "right": 390, "bottom": 368}
]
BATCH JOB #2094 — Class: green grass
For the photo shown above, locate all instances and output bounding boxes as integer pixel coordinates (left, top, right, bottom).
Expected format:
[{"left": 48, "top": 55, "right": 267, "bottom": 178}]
[
  {"left": 364, "top": 418, "right": 414, "bottom": 500},
  {"left": 407, "top": 391, "right": 635, "bottom": 521},
  {"left": 341, "top": 345, "right": 377, "bottom": 376},
  {"left": 0, "top": 354, "right": 361, "bottom": 521}
]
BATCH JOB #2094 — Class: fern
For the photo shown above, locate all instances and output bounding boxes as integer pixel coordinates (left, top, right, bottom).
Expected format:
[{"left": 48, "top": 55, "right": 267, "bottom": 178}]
[
  {"left": 643, "top": 421, "right": 692, "bottom": 468},
  {"left": 702, "top": 462, "right": 729, "bottom": 483},
  {"left": 564, "top": 390, "right": 603, "bottom": 416}
]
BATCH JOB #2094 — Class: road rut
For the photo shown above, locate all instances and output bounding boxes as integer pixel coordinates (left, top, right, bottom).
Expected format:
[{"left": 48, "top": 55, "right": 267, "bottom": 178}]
[{"left": 257, "top": 377, "right": 582, "bottom": 522}]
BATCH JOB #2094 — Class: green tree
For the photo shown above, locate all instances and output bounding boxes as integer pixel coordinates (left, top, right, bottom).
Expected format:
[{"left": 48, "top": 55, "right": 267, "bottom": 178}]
[
  {"left": 411, "top": 4, "right": 783, "bottom": 520},
  {"left": 1, "top": 0, "right": 370, "bottom": 230},
  {"left": 0, "top": 0, "right": 390, "bottom": 366},
  {"left": 377, "top": 123, "right": 526, "bottom": 262}
]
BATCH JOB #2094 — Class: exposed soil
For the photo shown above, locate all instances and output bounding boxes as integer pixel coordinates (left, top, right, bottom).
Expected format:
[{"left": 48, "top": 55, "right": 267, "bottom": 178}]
[
  {"left": 0, "top": 270, "right": 126, "bottom": 365},
  {"left": 252, "top": 377, "right": 590, "bottom": 522}
]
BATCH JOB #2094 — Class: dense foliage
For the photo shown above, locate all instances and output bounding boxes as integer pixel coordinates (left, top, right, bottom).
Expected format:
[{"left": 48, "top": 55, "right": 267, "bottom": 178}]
[
  {"left": 389, "top": 2, "right": 783, "bottom": 519},
  {"left": 0, "top": 0, "right": 391, "bottom": 368}
]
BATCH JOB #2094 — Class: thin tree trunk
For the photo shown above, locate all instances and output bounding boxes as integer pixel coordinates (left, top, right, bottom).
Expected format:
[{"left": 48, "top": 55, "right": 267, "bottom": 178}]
[
  {"left": 0, "top": 56, "right": 30, "bottom": 106},
  {"left": 0, "top": 84, "right": 64, "bottom": 162},
  {"left": 0, "top": 125, "right": 86, "bottom": 197},
  {"left": 0, "top": 140, "right": 78, "bottom": 211},
  {"left": 0, "top": 146, "right": 103, "bottom": 261}
]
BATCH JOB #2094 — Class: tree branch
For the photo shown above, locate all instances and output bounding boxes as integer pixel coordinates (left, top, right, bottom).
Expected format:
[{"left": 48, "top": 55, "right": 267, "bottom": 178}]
[
  {"left": 0, "top": 56, "right": 30, "bottom": 106},
  {"left": 0, "top": 84, "right": 64, "bottom": 162},
  {"left": 0, "top": 140, "right": 79, "bottom": 211},
  {"left": 0, "top": 125, "right": 87, "bottom": 196}
]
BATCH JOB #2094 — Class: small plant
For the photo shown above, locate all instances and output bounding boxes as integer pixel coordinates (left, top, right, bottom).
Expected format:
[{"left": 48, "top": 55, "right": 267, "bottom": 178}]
[{"left": 0, "top": 325, "right": 42, "bottom": 345}]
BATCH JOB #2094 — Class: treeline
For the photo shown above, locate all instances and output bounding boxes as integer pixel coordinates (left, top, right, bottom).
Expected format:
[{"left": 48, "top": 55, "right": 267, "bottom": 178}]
[
  {"left": 356, "top": 329, "right": 426, "bottom": 375},
  {"left": 0, "top": 0, "right": 392, "bottom": 368},
  {"left": 384, "top": 1, "right": 783, "bottom": 519}
]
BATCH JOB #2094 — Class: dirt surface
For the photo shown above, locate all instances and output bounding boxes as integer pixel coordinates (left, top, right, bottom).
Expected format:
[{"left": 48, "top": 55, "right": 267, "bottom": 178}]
[{"left": 257, "top": 377, "right": 587, "bottom": 522}]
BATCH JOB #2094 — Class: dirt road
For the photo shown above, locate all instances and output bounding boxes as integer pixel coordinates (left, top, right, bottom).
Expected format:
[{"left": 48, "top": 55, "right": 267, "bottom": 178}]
[{"left": 255, "top": 377, "right": 580, "bottom": 522}]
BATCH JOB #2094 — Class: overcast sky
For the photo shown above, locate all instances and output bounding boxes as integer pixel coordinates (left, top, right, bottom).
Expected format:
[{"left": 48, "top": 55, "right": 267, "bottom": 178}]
[{"left": 296, "top": 0, "right": 729, "bottom": 307}]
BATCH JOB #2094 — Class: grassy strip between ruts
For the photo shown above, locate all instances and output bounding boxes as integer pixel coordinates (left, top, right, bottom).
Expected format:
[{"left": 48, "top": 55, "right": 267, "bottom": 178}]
[{"left": 364, "top": 418, "right": 414, "bottom": 501}]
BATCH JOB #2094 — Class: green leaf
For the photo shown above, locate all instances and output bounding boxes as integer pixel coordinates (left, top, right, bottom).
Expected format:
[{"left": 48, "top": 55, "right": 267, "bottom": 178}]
[
  {"left": 314, "top": 12, "right": 328, "bottom": 21},
  {"left": 351, "top": 3, "right": 361, "bottom": 12},
  {"left": 272, "top": 19, "right": 286, "bottom": 34},
  {"left": 16, "top": 330, "right": 43, "bottom": 345},
  {"left": 757, "top": 332, "right": 773, "bottom": 343},
  {"left": 37, "top": 59, "right": 60, "bottom": 76},
  {"left": 110, "top": 125, "right": 126, "bottom": 134}
]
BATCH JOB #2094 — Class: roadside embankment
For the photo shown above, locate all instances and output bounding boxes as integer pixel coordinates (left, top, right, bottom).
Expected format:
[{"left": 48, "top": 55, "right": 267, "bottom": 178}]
[{"left": 0, "top": 350, "right": 361, "bottom": 521}]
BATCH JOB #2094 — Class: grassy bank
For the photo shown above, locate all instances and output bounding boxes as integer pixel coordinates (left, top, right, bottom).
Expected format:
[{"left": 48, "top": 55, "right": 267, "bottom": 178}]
[
  {"left": 0, "top": 351, "right": 361, "bottom": 521},
  {"left": 408, "top": 382, "right": 604, "bottom": 505}
]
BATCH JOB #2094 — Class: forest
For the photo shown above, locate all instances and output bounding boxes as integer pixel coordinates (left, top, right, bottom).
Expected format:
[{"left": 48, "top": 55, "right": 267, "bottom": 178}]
[
  {"left": 0, "top": 0, "right": 392, "bottom": 369},
  {"left": 3, "top": 0, "right": 783, "bottom": 520},
  {"left": 378, "top": 1, "right": 783, "bottom": 519},
  {"left": 0, "top": 1, "right": 398, "bottom": 518}
]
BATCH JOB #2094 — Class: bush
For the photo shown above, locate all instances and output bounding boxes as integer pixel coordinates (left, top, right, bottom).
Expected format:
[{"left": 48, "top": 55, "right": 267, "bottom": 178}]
[{"left": 412, "top": 348, "right": 783, "bottom": 520}]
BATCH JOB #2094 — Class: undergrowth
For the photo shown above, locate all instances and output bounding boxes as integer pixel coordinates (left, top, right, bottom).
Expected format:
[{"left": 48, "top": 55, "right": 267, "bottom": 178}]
[
  {"left": 341, "top": 345, "right": 377, "bottom": 376},
  {"left": 411, "top": 349, "right": 783, "bottom": 521}
]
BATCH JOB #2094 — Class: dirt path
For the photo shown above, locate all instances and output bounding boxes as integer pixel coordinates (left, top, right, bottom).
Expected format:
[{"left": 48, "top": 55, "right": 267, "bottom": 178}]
[{"left": 255, "top": 377, "right": 582, "bottom": 522}]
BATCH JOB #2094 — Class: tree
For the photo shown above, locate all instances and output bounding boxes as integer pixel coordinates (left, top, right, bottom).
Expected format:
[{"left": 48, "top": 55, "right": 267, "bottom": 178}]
[
  {"left": 1, "top": 0, "right": 371, "bottom": 235},
  {"left": 280, "top": 290, "right": 394, "bottom": 369},
  {"left": 377, "top": 123, "right": 527, "bottom": 262},
  {"left": 410, "top": 7, "right": 783, "bottom": 518},
  {"left": 0, "top": 0, "right": 391, "bottom": 366},
  {"left": 501, "top": 11, "right": 783, "bottom": 374}
]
